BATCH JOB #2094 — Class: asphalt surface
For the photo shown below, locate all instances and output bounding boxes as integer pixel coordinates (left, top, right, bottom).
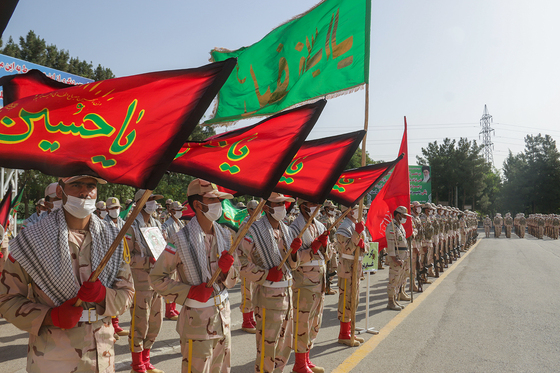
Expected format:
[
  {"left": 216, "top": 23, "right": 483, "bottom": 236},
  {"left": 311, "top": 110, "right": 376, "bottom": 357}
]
[{"left": 2, "top": 229, "right": 559, "bottom": 372}]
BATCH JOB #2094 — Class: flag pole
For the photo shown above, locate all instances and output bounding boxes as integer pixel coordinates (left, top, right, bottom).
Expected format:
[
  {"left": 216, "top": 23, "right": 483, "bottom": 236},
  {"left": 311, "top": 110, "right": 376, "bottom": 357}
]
[
  {"left": 276, "top": 205, "right": 322, "bottom": 270},
  {"left": 75, "top": 188, "right": 152, "bottom": 307},
  {"left": 351, "top": 83, "right": 370, "bottom": 345},
  {"left": 206, "top": 199, "right": 267, "bottom": 287}
]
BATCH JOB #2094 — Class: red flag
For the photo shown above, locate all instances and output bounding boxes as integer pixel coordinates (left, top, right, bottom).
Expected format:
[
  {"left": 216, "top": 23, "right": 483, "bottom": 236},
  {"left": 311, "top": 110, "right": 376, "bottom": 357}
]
[
  {"left": 366, "top": 117, "right": 412, "bottom": 250},
  {"left": 0, "top": 185, "right": 12, "bottom": 228},
  {"left": 169, "top": 100, "right": 326, "bottom": 198},
  {"left": 328, "top": 155, "right": 403, "bottom": 207},
  {"left": 274, "top": 130, "right": 365, "bottom": 203},
  {"left": 0, "top": 59, "right": 236, "bottom": 189},
  {"left": 0, "top": 69, "right": 73, "bottom": 105}
]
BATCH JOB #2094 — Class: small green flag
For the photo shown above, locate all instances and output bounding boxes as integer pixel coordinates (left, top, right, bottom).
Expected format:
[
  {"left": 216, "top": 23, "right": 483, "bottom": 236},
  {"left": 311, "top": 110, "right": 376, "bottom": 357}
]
[
  {"left": 218, "top": 199, "right": 249, "bottom": 231},
  {"left": 207, "top": 0, "right": 371, "bottom": 124},
  {"left": 119, "top": 201, "right": 134, "bottom": 220}
]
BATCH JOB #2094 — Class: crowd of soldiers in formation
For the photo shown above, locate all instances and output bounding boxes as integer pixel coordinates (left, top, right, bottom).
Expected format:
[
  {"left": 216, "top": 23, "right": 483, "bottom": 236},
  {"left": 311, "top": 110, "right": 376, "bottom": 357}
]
[
  {"left": 0, "top": 177, "right": 487, "bottom": 373},
  {"left": 482, "top": 212, "right": 560, "bottom": 239}
]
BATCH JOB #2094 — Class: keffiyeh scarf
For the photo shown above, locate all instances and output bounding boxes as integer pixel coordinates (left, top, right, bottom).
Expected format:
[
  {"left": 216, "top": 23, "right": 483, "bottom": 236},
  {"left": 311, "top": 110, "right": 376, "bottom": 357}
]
[{"left": 10, "top": 209, "right": 123, "bottom": 306}]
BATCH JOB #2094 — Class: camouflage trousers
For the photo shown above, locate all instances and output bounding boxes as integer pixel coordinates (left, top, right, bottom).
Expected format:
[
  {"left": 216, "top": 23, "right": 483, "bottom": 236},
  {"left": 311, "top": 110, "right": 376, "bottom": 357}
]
[
  {"left": 292, "top": 288, "right": 325, "bottom": 353},
  {"left": 0, "top": 246, "right": 6, "bottom": 273},
  {"left": 484, "top": 226, "right": 490, "bottom": 237},
  {"left": 423, "top": 241, "right": 433, "bottom": 266},
  {"left": 506, "top": 226, "right": 512, "bottom": 238},
  {"left": 387, "top": 251, "right": 410, "bottom": 298},
  {"left": 254, "top": 305, "right": 293, "bottom": 373},
  {"left": 180, "top": 335, "right": 231, "bottom": 373},
  {"left": 129, "top": 289, "right": 163, "bottom": 352},
  {"left": 240, "top": 276, "right": 255, "bottom": 313},
  {"left": 519, "top": 225, "right": 526, "bottom": 238},
  {"left": 337, "top": 277, "right": 359, "bottom": 322}
]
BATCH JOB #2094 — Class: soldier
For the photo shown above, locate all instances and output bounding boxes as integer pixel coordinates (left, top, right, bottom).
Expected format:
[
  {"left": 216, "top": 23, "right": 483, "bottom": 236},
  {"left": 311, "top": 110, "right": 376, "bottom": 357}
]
[
  {"left": 0, "top": 175, "right": 134, "bottom": 372},
  {"left": 420, "top": 203, "right": 436, "bottom": 279},
  {"left": 483, "top": 215, "right": 492, "bottom": 238},
  {"left": 161, "top": 201, "right": 188, "bottom": 321},
  {"left": 318, "top": 200, "right": 337, "bottom": 296},
  {"left": 493, "top": 214, "right": 503, "bottom": 238},
  {"left": 504, "top": 213, "right": 513, "bottom": 238},
  {"left": 43, "top": 181, "right": 63, "bottom": 214},
  {"left": 159, "top": 198, "right": 173, "bottom": 223},
  {"left": 149, "top": 179, "right": 238, "bottom": 373},
  {"left": 386, "top": 206, "right": 411, "bottom": 311},
  {"left": 104, "top": 197, "right": 130, "bottom": 340},
  {"left": 289, "top": 199, "right": 333, "bottom": 373},
  {"left": 335, "top": 205, "right": 368, "bottom": 348},
  {"left": 238, "top": 192, "right": 297, "bottom": 373},
  {"left": 240, "top": 199, "right": 261, "bottom": 334},
  {"left": 126, "top": 189, "right": 166, "bottom": 373},
  {"left": 95, "top": 200, "right": 107, "bottom": 219},
  {"left": 22, "top": 198, "right": 48, "bottom": 229},
  {"left": 408, "top": 201, "right": 422, "bottom": 293}
]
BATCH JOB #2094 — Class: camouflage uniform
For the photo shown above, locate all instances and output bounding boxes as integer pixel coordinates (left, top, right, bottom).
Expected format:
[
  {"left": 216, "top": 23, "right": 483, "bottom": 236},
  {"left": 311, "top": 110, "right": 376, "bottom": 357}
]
[
  {"left": 505, "top": 215, "right": 513, "bottom": 238},
  {"left": 484, "top": 217, "right": 492, "bottom": 238},
  {"left": 289, "top": 214, "right": 332, "bottom": 354},
  {"left": 149, "top": 218, "right": 238, "bottom": 373},
  {"left": 318, "top": 212, "right": 337, "bottom": 294},
  {"left": 386, "top": 219, "right": 410, "bottom": 301},
  {"left": 0, "top": 220, "right": 134, "bottom": 373},
  {"left": 335, "top": 218, "right": 367, "bottom": 323},
  {"left": 239, "top": 217, "right": 296, "bottom": 373},
  {"left": 126, "top": 213, "right": 164, "bottom": 353}
]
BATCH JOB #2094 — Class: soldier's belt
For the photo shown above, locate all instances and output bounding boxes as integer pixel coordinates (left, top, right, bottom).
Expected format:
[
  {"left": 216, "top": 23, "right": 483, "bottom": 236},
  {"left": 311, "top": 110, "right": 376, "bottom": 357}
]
[
  {"left": 300, "top": 260, "right": 325, "bottom": 267},
  {"left": 262, "top": 278, "right": 293, "bottom": 288},
  {"left": 79, "top": 308, "right": 100, "bottom": 323},
  {"left": 341, "top": 253, "right": 363, "bottom": 261},
  {"left": 397, "top": 247, "right": 408, "bottom": 251},
  {"left": 184, "top": 290, "right": 229, "bottom": 309}
]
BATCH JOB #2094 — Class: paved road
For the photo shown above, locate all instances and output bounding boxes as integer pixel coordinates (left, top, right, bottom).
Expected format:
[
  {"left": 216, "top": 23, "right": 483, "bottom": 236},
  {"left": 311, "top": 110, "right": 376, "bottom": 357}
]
[{"left": 2, "top": 230, "right": 559, "bottom": 372}]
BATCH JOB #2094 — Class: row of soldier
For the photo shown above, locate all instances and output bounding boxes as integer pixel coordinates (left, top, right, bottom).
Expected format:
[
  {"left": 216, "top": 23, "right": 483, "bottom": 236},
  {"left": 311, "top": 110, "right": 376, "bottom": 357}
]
[
  {"left": 0, "top": 175, "right": 484, "bottom": 373},
  {"left": 481, "top": 213, "right": 560, "bottom": 240}
]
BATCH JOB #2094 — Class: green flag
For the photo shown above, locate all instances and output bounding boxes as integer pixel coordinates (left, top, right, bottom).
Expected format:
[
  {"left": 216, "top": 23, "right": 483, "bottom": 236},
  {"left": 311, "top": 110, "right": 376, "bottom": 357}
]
[
  {"left": 207, "top": 0, "right": 371, "bottom": 124},
  {"left": 218, "top": 199, "right": 249, "bottom": 231}
]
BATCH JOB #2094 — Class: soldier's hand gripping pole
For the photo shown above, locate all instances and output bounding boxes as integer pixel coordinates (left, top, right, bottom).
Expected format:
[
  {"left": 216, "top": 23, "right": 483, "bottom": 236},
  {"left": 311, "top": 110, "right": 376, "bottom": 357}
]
[
  {"left": 206, "top": 199, "right": 267, "bottom": 288},
  {"left": 75, "top": 189, "right": 153, "bottom": 307},
  {"left": 276, "top": 204, "right": 324, "bottom": 270}
]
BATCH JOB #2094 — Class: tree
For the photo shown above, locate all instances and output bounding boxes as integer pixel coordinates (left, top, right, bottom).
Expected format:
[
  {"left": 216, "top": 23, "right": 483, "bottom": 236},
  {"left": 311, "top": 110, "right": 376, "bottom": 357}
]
[
  {"left": 501, "top": 134, "right": 560, "bottom": 213},
  {"left": 345, "top": 148, "right": 377, "bottom": 169},
  {"left": 1, "top": 30, "right": 115, "bottom": 81},
  {"left": 417, "top": 138, "right": 494, "bottom": 212}
]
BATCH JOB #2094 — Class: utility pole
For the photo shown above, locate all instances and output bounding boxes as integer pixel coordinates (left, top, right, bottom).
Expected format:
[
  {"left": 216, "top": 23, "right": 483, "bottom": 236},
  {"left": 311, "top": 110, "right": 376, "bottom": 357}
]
[{"left": 479, "top": 104, "right": 495, "bottom": 165}]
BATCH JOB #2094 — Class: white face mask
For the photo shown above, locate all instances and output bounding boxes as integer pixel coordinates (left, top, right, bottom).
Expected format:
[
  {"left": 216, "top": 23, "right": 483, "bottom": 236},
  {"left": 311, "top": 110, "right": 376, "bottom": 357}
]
[
  {"left": 100, "top": 211, "right": 108, "bottom": 219},
  {"left": 351, "top": 210, "right": 359, "bottom": 220},
  {"left": 400, "top": 217, "right": 407, "bottom": 224},
  {"left": 328, "top": 210, "right": 335, "bottom": 216},
  {"left": 308, "top": 206, "right": 318, "bottom": 216},
  {"left": 51, "top": 200, "right": 63, "bottom": 211},
  {"left": 416, "top": 207, "right": 422, "bottom": 214},
  {"left": 62, "top": 190, "right": 96, "bottom": 219},
  {"left": 144, "top": 200, "right": 158, "bottom": 214},
  {"left": 270, "top": 205, "right": 287, "bottom": 221},
  {"left": 174, "top": 210, "right": 183, "bottom": 219},
  {"left": 108, "top": 208, "right": 120, "bottom": 219},
  {"left": 201, "top": 202, "right": 222, "bottom": 222}
]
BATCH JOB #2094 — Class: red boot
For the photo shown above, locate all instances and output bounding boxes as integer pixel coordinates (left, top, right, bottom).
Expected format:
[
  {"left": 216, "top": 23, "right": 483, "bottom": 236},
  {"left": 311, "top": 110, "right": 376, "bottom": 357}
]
[
  {"left": 112, "top": 317, "right": 129, "bottom": 337},
  {"left": 141, "top": 349, "right": 164, "bottom": 373},
  {"left": 306, "top": 352, "right": 325, "bottom": 373},
  {"left": 170, "top": 302, "right": 179, "bottom": 317},
  {"left": 131, "top": 351, "right": 146, "bottom": 373},
  {"left": 165, "top": 302, "right": 178, "bottom": 320},
  {"left": 292, "top": 352, "right": 312, "bottom": 373},
  {"left": 338, "top": 321, "right": 361, "bottom": 347},
  {"left": 242, "top": 311, "right": 256, "bottom": 333}
]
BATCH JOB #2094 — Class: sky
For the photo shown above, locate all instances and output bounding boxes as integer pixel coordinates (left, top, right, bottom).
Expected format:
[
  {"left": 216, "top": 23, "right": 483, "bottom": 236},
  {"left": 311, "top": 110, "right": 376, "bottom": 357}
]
[{"left": 3, "top": 0, "right": 560, "bottom": 171}]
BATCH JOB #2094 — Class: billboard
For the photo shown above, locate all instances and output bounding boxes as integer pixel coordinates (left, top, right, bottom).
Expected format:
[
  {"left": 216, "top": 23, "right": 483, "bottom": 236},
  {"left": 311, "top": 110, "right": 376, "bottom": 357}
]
[
  {"left": 0, "top": 53, "right": 93, "bottom": 107},
  {"left": 367, "top": 165, "right": 431, "bottom": 203}
]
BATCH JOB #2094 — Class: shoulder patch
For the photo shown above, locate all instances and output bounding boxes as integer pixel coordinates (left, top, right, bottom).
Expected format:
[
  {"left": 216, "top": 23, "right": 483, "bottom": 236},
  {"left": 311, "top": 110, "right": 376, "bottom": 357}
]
[
  {"left": 8, "top": 253, "right": 16, "bottom": 263},
  {"left": 244, "top": 235, "right": 253, "bottom": 244},
  {"left": 165, "top": 243, "right": 177, "bottom": 254},
  {"left": 125, "top": 232, "right": 132, "bottom": 241}
]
